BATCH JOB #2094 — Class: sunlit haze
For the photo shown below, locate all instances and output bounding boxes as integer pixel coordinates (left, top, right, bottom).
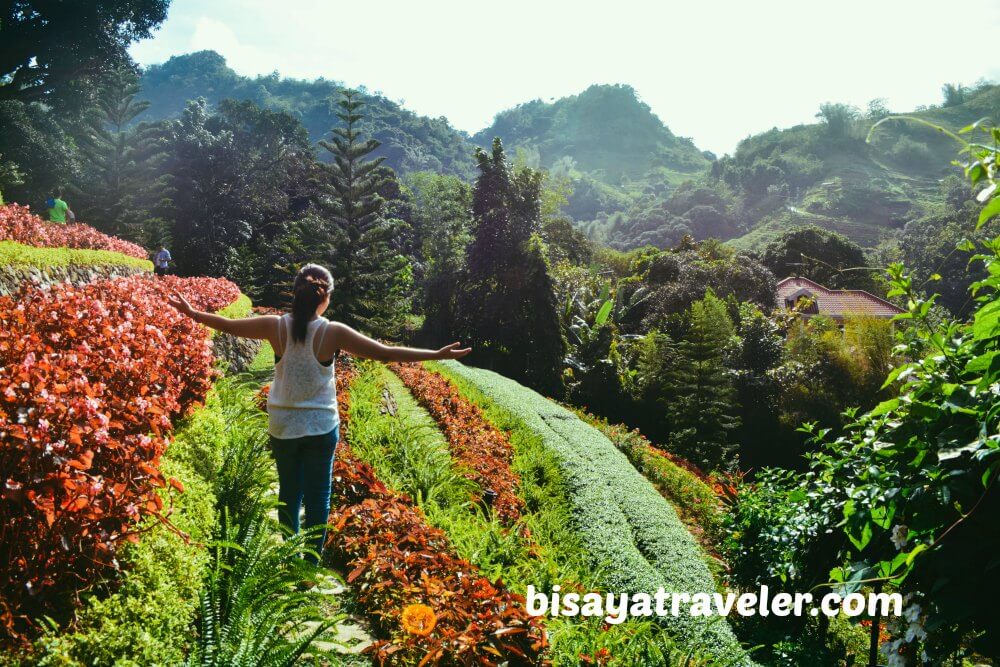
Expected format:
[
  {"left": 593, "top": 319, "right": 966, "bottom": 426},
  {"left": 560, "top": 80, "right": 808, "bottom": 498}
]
[{"left": 124, "top": 0, "right": 1000, "bottom": 155}]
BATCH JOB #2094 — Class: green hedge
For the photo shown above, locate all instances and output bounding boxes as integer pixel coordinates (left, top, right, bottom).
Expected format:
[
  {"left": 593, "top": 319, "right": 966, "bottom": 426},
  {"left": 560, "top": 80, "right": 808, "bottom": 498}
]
[
  {"left": 577, "top": 412, "right": 726, "bottom": 558},
  {"left": 215, "top": 293, "right": 252, "bottom": 321},
  {"left": 0, "top": 240, "right": 152, "bottom": 271},
  {"left": 433, "top": 361, "right": 754, "bottom": 666}
]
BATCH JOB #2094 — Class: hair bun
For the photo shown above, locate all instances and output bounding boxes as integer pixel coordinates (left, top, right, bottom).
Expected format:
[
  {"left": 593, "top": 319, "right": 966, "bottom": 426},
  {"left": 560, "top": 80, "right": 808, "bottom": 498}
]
[{"left": 298, "top": 275, "right": 328, "bottom": 297}]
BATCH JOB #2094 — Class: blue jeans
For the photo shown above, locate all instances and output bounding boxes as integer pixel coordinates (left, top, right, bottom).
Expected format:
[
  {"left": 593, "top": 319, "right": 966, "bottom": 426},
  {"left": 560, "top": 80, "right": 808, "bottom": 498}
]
[{"left": 269, "top": 426, "right": 339, "bottom": 564}]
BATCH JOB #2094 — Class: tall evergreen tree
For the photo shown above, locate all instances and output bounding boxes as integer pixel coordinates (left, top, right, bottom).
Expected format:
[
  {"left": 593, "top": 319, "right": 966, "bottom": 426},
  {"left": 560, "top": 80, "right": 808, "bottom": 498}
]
[
  {"left": 311, "top": 90, "right": 410, "bottom": 337},
  {"left": 459, "top": 138, "right": 565, "bottom": 395},
  {"left": 74, "top": 68, "right": 168, "bottom": 242},
  {"left": 666, "top": 289, "right": 740, "bottom": 470}
]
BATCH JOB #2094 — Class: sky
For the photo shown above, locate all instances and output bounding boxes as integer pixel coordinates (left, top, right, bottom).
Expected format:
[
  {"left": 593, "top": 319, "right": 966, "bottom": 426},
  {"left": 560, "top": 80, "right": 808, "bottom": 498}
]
[{"left": 129, "top": 0, "right": 1000, "bottom": 156}]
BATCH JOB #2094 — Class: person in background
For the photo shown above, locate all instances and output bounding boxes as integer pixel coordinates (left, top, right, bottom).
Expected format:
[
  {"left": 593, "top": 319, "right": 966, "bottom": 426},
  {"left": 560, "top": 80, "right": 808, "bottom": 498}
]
[
  {"left": 46, "top": 189, "right": 70, "bottom": 224},
  {"left": 167, "top": 263, "right": 471, "bottom": 564},
  {"left": 153, "top": 245, "right": 172, "bottom": 277}
]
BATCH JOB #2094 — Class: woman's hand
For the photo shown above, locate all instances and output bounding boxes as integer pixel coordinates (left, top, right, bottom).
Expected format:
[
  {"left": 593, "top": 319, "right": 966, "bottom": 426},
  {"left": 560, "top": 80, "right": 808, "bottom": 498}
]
[
  {"left": 167, "top": 291, "right": 195, "bottom": 318},
  {"left": 435, "top": 342, "right": 472, "bottom": 360}
]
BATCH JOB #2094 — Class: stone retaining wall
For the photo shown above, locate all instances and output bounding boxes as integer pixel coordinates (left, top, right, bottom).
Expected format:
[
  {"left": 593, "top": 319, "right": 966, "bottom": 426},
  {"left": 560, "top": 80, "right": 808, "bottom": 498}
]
[
  {"left": 212, "top": 334, "right": 263, "bottom": 375},
  {"left": 0, "top": 263, "right": 149, "bottom": 296}
]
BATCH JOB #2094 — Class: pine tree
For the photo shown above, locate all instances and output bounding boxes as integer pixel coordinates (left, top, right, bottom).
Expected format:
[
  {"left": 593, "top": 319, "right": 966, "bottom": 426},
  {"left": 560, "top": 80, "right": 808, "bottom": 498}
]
[
  {"left": 75, "top": 68, "right": 167, "bottom": 242},
  {"left": 459, "top": 138, "right": 565, "bottom": 394},
  {"left": 666, "top": 289, "right": 740, "bottom": 470},
  {"left": 313, "top": 90, "right": 410, "bottom": 337}
]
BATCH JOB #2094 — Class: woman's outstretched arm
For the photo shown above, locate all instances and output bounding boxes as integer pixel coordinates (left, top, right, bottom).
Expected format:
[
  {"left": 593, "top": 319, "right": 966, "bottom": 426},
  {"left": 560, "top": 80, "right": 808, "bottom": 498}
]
[
  {"left": 167, "top": 291, "right": 279, "bottom": 340},
  {"left": 328, "top": 321, "right": 470, "bottom": 362}
]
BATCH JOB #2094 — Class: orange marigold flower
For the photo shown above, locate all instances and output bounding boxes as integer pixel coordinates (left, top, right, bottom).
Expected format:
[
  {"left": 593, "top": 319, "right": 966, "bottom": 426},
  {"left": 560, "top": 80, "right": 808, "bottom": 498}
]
[{"left": 401, "top": 603, "right": 437, "bottom": 636}]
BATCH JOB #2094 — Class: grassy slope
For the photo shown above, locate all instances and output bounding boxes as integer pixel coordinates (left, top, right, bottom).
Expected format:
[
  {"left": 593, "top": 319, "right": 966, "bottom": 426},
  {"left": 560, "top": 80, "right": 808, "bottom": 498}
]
[{"left": 431, "top": 361, "right": 754, "bottom": 666}]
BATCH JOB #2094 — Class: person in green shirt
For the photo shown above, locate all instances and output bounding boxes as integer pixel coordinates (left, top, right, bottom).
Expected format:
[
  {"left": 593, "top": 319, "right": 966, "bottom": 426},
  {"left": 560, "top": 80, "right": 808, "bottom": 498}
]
[{"left": 46, "top": 189, "right": 70, "bottom": 223}]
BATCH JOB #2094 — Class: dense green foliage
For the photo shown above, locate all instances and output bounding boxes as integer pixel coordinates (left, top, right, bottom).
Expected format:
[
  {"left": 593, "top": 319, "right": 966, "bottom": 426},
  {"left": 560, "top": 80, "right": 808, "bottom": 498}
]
[
  {"left": 405, "top": 172, "right": 473, "bottom": 344},
  {"left": 760, "top": 226, "right": 876, "bottom": 292},
  {"left": 436, "top": 360, "right": 753, "bottom": 665},
  {"left": 0, "top": 1, "right": 168, "bottom": 104},
  {"left": 457, "top": 139, "right": 565, "bottom": 395},
  {"left": 163, "top": 98, "right": 315, "bottom": 279},
  {"left": 724, "top": 119, "right": 1000, "bottom": 664},
  {"left": 137, "top": 51, "right": 476, "bottom": 178}
]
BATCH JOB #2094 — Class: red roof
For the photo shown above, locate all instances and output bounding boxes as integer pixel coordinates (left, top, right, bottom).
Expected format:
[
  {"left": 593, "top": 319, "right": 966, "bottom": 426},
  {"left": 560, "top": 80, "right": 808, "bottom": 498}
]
[{"left": 776, "top": 276, "right": 905, "bottom": 319}]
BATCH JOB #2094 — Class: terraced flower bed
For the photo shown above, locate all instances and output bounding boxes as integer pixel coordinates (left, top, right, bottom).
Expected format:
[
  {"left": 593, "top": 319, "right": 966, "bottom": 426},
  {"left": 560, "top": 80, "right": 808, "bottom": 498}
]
[
  {"left": 0, "top": 274, "right": 244, "bottom": 645},
  {"left": 326, "top": 359, "right": 547, "bottom": 665},
  {"left": 0, "top": 204, "right": 147, "bottom": 259},
  {"left": 389, "top": 361, "right": 524, "bottom": 523},
  {"left": 430, "top": 361, "right": 754, "bottom": 666}
]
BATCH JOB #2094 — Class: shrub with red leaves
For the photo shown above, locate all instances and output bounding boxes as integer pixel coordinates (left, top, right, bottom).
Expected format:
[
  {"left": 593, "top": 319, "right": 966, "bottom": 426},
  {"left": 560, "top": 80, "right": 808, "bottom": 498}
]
[
  {"left": 0, "top": 274, "right": 238, "bottom": 644},
  {"left": 390, "top": 363, "right": 524, "bottom": 523},
  {"left": 157, "top": 275, "right": 242, "bottom": 314},
  {"left": 328, "top": 450, "right": 547, "bottom": 666},
  {"left": 0, "top": 204, "right": 148, "bottom": 260}
]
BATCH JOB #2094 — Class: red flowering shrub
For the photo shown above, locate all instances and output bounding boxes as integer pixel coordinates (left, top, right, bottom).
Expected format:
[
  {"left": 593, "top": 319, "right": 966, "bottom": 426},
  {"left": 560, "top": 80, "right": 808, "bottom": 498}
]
[
  {"left": 390, "top": 363, "right": 524, "bottom": 523},
  {"left": 157, "top": 275, "right": 242, "bottom": 314},
  {"left": 0, "top": 274, "right": 238, "bottom": 644},
  {"left": 0, "top": 204, "right": 148, "bottom": 260}
]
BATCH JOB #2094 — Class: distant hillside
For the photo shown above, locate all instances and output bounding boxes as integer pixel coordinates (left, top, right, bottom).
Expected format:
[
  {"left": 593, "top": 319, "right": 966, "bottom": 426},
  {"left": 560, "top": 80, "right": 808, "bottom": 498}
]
[
  {"left": 722, "top": 84, "right": 1000, "bottom": 250},
  {"left": 597, "top": 83, "right": 1000, "bottom": 252},
  {"left": 136, "top": 54, "right": 999, "bottom": 252},
  {"left": 137, "top": 51, "right": 478, "bottom": 178},
  {"left": 475, "top": 84, "right": 711, "bottom": 222},
  {"left": 475, "top": 84, "right": 710, "bottom": 181}
]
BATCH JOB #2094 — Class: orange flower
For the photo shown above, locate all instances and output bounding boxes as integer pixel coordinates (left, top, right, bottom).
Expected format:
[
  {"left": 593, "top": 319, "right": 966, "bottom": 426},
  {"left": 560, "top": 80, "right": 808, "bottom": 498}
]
[{"left": 401, "top": 603, "right": 437, "bottom": 636}]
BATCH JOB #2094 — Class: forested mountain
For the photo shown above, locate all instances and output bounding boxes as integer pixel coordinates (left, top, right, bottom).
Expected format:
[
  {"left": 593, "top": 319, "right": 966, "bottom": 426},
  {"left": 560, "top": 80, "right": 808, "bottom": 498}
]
[
  {"left": 473, "top": 84, "right": 710, "bottom": 221},
  {"left": 137, "top": 51, "right": 478, "bottom": 178},
  {"left": 599, "top": 82, "right": 1000, "bottom": 251},
  {"left": 134, "top": 52, "right": 999, "bottom": 257}
]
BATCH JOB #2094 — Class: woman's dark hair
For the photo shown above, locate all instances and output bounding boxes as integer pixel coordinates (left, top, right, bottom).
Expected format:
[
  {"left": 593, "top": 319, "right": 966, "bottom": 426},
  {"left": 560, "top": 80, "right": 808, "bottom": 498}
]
[{"left": 290, "top": 264, "right": 333, "bottom": 343}]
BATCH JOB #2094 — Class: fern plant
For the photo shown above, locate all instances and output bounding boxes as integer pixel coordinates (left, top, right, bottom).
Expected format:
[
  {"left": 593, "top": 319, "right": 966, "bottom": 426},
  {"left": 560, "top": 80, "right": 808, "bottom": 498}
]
[{"left": 186, "top": 509, "right": 333, "bottom": 667}]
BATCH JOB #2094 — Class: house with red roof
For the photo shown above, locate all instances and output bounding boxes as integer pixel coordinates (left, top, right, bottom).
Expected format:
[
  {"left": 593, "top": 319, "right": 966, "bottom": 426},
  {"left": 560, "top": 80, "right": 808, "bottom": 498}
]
[{"left": 776, "top": 276, "right": 905, "bottom": 320}]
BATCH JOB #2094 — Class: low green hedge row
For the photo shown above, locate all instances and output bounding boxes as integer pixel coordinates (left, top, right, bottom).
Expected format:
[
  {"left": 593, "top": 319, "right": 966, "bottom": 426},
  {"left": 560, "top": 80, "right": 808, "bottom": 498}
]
[
  {"left": 433, "top": 361, "right": 754, "bottom": 666},
  {"left": 0, "top": 240, "right": 152, "bottom": 271},
  {"left": 576, "top": 412, "right": 726, "bottom": 560},
  {"left": 215, "top": 293, "right": 252, "bottom": 321}
]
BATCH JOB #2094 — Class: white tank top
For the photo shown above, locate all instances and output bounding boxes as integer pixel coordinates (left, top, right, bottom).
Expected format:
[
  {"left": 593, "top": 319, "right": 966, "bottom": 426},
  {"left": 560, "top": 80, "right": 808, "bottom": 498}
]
[{"left": 267, "top": 314, "right": 340, "bottom": 439}]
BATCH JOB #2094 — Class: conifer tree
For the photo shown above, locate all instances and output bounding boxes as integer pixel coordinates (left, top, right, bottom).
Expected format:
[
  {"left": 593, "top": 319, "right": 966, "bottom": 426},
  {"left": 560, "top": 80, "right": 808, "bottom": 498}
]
[
  {"left": 666, "top": 289, "right": 740, "bottom": 470},
  {"left": 460, "top": 138, "right": 565, "bottom": 395},
  {"left": 75, "top": 68, "right": 167, "bottom": 242},
  {"left": 313, "top": 90, "right": 410, "bottom": 337}
]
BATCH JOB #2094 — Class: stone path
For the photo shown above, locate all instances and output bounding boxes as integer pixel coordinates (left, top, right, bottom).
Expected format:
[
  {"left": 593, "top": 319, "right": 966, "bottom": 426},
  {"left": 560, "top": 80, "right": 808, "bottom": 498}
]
[{"left": 268, "top": 493, "right": 375, "bottom": 664}]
